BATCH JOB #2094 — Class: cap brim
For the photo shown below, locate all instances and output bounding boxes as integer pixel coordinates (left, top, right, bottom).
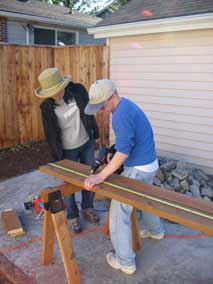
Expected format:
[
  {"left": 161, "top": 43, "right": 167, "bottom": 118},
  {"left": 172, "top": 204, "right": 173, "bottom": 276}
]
[{"left": 84, "top": 102, "right": 104, "bottom": 115}]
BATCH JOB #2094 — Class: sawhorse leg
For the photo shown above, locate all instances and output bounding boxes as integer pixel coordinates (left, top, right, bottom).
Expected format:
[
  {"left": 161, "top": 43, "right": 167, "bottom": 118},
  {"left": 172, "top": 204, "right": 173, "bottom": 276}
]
[
  {"left": 131, "top": 208, "right": 141, "bottom": 252},
  {"left": 41, "top": 190, "right": 80, "bottom": 284},
  {"left": 103, "top": 207, "right": 141, "bottom": 252},
  {"left": 41, "top": 209, "right": 55, "bottom": 265},
  {"left": 51, "top": 211, "right": 80, "bottom": 284}
]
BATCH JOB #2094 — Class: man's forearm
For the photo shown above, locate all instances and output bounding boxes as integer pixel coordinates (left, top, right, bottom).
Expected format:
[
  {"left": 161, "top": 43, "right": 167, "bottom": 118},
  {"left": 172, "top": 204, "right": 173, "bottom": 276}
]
[{"left": 98, "top": 151, "right": 128, "bottom": 180}]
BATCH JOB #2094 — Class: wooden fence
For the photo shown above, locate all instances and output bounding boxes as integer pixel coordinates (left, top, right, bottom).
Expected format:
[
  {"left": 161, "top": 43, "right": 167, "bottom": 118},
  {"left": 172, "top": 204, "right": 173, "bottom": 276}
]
[{"left": 0, "top": 44, "right": 109, "bottom": 149}]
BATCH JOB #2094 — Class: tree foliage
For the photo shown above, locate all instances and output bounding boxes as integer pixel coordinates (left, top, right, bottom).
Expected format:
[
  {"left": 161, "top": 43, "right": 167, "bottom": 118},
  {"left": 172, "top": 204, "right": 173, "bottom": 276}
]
[{"left": 37, "top": 0, "right": 130, "bottom": 15}]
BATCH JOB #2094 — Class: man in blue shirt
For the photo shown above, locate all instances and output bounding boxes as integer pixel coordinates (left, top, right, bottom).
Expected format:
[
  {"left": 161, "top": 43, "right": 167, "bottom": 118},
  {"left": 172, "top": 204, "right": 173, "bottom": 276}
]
[{"left": 84, "top": 79, "right": 164, "bottom": 275}]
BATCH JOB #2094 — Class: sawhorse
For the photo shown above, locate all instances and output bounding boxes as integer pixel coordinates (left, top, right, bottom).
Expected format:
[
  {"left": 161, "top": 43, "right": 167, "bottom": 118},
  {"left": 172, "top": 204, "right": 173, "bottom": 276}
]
[
  {"left": 39, "top": 160, "right": 213, "bottom": 284},
  {"left": 40, "top": 183, "right": 140, "bottom": 284}
]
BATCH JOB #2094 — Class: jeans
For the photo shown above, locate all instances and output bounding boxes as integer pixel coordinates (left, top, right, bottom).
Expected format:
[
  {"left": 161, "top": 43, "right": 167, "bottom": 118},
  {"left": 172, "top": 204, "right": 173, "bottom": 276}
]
[
  {"left": 109, "top": 166, "right": 164, "bottom": 266},
  {"left": 63, "top": 139, "right": 95, "bottom": 219}
]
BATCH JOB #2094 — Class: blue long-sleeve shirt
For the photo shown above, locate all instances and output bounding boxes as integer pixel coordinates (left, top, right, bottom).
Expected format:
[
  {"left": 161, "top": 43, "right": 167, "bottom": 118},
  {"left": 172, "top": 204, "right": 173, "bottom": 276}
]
[{"left": 112, "top": 97, "right": 157, "bottom": 167}]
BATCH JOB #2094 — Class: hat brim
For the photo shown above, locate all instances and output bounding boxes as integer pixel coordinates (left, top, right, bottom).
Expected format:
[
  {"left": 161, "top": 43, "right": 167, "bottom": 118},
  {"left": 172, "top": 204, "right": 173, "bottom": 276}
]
[
  {"left": 84, "top": 102, "right": 104, "bottom": 115},
  {"left": 34, "top": 75, "right": 71, "bottom": 99}
]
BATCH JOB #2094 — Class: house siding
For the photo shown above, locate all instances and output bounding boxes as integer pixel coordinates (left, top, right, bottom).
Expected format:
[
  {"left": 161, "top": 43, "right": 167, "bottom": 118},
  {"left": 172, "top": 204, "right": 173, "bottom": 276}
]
[
  {"left": 79, "top": 31, "right": 105, "bottom": 45},
  {"left": 109, "top": 29, "right": 213, "bottom": 173},
  {"left": 0, "top": 17, "right": 7, "bottom": 42},
  {"left": 6, "top": 19, "right": 103, "bottom": 45},
  {"left": 7, "top": 19, "right": 26, "bottom": 44}
]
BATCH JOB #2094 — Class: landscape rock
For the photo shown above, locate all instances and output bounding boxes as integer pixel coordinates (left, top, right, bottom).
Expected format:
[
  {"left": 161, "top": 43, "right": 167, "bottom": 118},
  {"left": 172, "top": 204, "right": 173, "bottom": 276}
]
[
  {"left": 190, "top": 184, "right": 201, "bottom": 198},
  {"left": 201, "top": 187, "right": 212, "bottom": 198},
  {"left": 160, "top": 161, "right": 177, "bottom": 173},
  {"left": 155, "top": 157, "right": 213, "bottom": 202},
  {"left": 180, "top": 180, "right": 189, "bottom": 191},
  {"left": 155, "top": 168, "right": 165, "bottom": 182},
  {"left": 153, "top": 177, "right": 162, "bottom": 186},
  {"left": 192, "top": 169, "right": 209, "bottom": 182},
  {"left": 172, "top": 169, "right": 189, "bottom": 180},
  {"left": 203, "top": 196, "right": 211, "bottom": 202}
]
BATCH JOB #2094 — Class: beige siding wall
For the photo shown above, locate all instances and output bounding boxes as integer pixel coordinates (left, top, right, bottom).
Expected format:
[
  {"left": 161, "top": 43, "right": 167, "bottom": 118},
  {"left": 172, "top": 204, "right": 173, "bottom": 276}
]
[{"left": 109, "top": 29, "right": 213, "bottom": 174}]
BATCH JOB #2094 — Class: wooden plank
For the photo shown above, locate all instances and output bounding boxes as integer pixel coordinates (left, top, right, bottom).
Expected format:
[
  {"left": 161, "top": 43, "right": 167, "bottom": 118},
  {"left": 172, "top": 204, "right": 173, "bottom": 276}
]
[
  {"left": 40, "top": 183, "right": 81, "bottom": 203},
  {"left": 15, "top": 46, "right": 32, "bottom": 144},
  {"left": 102, "top": 46, "right": 110, "bottom": 79},
  {"left": 39, "top": 160, "right": 213, "bottom": 235},
  {"left": 95, "top": 46, "right": 110, "bottom": 146},
  {"left": 41, "top": 210, "right": 55, "bottom": 265},
  {"left": 0, "top": 45, "right": 6, "bottom": 148},
  {"left": 79, "top": 46, "right": 89, "bottom": 88},
  {"left": 51, "top": 211, "right": 80, "bottom": 284},
  {"left": 1, "top": 209, "right": 25, "bottom": 237},
  {"left": 0, "top": 46, "right": 19, "bottom": 148},
  {"left": 54, "top": 47, "right": 66, "bottom": 75},
  {"left": 29, "top": 46, "right": 41, "bottom": 141},
  {"left": 34, "top": 46, "right": 53, "bottom": 141},
  {"left": 68, "top": 47, "right": 80, "bottom": 83},
  {"left": 4, "top": 46, "right": 19, "bottom": 148}
]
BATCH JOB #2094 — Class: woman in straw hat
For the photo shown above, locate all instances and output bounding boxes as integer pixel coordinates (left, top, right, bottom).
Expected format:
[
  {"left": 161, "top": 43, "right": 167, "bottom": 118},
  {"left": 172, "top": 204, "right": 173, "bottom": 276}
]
[{"left": 35, "top": 67, "right": 100, "bottom": 233}]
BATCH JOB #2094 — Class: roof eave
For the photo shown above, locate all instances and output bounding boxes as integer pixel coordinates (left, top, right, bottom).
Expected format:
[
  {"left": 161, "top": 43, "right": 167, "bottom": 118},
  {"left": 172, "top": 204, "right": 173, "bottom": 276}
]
[
  {"left": 0, "top": 10, "right": 98, "bottom": 29},
  {"left": 88, "top": 13, "right": 213, "bottom": 38}
]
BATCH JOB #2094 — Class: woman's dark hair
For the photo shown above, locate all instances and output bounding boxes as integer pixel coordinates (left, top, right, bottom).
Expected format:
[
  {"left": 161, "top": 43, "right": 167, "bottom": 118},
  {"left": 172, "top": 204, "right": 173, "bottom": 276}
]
[{"left": 64, "top": 82, "right": 75, "bottom": 104}]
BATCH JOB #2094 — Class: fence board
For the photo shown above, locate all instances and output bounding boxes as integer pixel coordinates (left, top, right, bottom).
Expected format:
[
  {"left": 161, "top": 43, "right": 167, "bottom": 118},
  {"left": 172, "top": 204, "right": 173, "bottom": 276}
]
[
  {"left": 0, "top": 46, "right": 19, "bottom": 148},
  {"left": 0, "top": 44, "right": 109, "bottom": 149}
]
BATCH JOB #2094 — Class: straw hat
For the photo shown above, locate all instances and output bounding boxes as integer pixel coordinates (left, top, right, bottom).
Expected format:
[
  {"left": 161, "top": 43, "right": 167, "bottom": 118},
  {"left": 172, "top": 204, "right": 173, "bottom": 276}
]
[{"left": 34, "top": 68, "right": 71, "bottom": 98}]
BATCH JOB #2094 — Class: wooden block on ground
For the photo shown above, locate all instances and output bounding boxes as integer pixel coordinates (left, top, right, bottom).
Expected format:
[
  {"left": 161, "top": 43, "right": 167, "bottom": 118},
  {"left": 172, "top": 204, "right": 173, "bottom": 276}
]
[{"left": 1, "top": 209, "right": 25, "bottom": 237}]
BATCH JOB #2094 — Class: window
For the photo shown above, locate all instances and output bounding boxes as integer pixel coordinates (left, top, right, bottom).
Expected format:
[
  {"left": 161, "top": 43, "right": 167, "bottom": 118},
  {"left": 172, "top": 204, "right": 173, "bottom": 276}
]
[
  {"left": 34, "top": 27, "right": 76, "bottom": 46},
  {"left": 34, "top": 28, "right": 55, "bottom": 45},
  {"left": 57, "top": 31, "right": 76, "bottom": 46}
]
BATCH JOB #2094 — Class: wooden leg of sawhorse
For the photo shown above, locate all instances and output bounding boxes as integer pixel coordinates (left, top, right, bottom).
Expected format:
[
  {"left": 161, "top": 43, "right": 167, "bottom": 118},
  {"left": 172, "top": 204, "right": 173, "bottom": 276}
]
[
  {"left": 41, "top": 209, "right": 80, "bottom": 284},
  {"left": 41, "top": 209, "right": 55, "bottom": 265},
  {"left": 103, "top": 207, "right": 141, "bottom": 252},
  {"left": 51, "top": 211, "right": 80, "bottom": 284},
  {"left": 131, "top": 209, "right": 141, "bottom": 252}
]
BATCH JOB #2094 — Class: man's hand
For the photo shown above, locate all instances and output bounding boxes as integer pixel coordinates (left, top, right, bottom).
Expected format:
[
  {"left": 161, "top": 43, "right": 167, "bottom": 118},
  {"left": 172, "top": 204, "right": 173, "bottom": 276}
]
[
  {"left": 84, "top": 151, "right": 128, "bottom": 190},
  {"left": 106, "top": 152, "right": 113, "bottom": 163},
  {"left": 84, "top": 173, "right": 105, "bottom": 191}
]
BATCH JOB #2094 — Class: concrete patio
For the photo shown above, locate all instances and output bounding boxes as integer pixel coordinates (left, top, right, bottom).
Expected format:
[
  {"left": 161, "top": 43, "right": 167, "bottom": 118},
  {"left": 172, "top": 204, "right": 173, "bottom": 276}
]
[{"left": 0, "top": 170, "right": 213, "bottom": 284}]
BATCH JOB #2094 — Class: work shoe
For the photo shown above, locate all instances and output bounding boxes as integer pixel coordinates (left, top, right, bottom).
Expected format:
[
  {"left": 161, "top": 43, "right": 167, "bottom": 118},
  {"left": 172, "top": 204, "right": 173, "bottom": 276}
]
[
  {"left": 140, "top": 229, "right": 165, "bottom": 240},
  {"left": 70, "top": 218, "right": 82, "bottom": 234},
  {"left": 106, "top": 252, "right": 136, "bottom": 275},
  {"left": 81, "top": 208, "right": 100, "bottom": 223}
]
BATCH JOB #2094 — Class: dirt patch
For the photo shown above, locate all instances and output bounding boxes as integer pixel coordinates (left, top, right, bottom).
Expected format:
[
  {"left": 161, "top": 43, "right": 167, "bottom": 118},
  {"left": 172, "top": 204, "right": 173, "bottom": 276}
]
[{"left": 0, "top": 142, "right": 53, "bottom": 182}]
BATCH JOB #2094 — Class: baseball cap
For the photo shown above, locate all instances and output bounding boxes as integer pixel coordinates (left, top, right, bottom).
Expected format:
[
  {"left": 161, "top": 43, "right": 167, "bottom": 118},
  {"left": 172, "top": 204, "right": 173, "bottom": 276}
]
[{"left": 84, "top": 79, "right": 116, "bottom": 115}]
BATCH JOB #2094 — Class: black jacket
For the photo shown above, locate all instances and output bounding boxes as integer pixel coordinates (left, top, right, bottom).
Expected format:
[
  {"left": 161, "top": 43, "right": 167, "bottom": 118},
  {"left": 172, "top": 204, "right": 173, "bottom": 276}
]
[{"left": 40, "top": 82, "right": 99, "bottom": 161}]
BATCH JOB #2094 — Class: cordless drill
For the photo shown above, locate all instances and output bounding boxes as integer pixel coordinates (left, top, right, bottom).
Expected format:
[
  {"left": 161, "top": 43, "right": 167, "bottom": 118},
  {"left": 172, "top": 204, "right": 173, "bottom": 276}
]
[
  {"left": 90, "top": 144, "right": 124, "bottom": 174},
  {"left": 24, "top": 195, "right": 44, "bottom": 214}
]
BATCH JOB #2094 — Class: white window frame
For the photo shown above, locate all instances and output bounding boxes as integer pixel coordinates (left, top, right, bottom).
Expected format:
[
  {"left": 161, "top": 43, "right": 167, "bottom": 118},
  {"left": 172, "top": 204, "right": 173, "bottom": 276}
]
[{"left": 32, "top": 25, "right": 79, "bottom": 45}]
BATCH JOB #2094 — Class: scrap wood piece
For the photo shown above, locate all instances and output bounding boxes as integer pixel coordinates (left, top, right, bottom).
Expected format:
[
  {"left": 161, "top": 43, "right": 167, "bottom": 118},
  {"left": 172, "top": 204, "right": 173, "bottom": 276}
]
[{"left": 1, "top": 209, "right": 25, "bottom": 237}]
